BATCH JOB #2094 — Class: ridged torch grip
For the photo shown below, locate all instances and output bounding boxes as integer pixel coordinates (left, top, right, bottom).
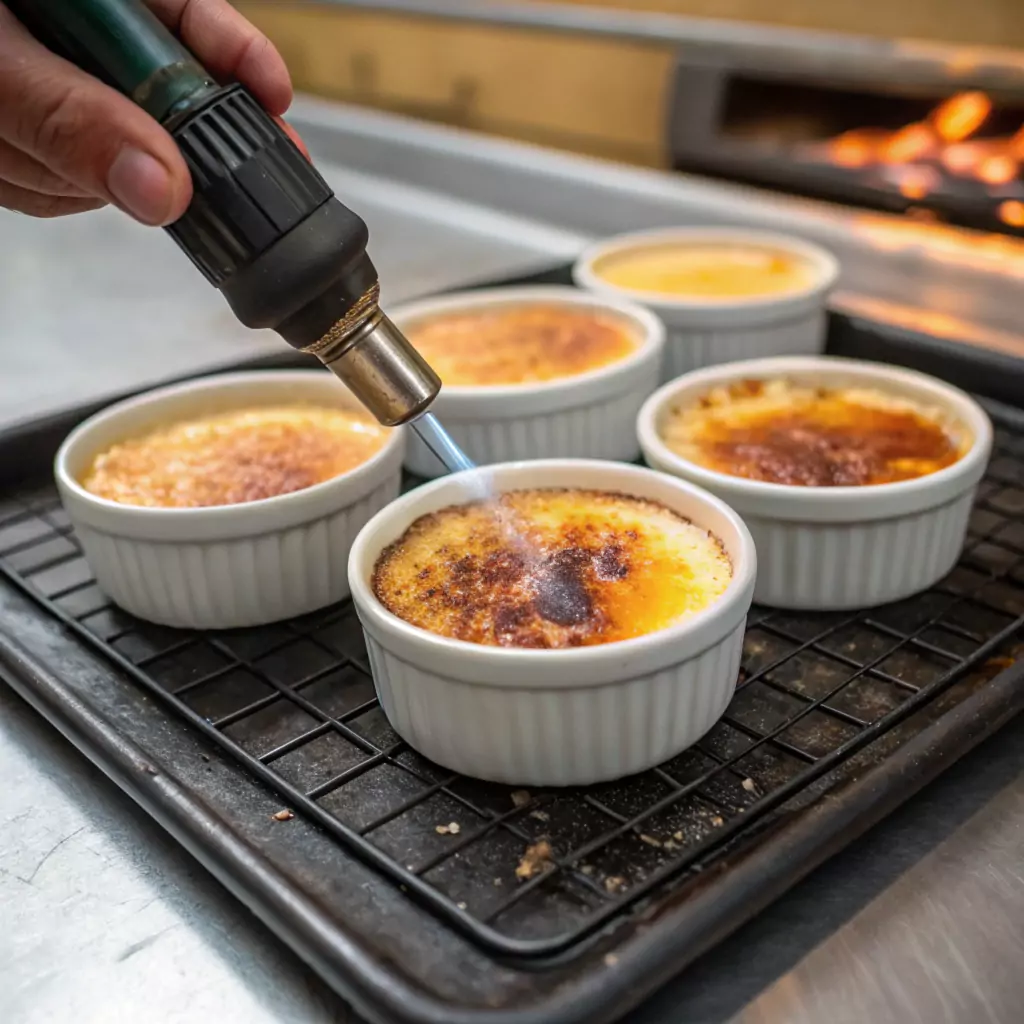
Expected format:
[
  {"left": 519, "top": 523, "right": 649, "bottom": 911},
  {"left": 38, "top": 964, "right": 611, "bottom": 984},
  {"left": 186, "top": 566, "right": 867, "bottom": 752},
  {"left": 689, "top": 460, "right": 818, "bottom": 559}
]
[{"left": 167, "top": 85, "right": 333, "bottom": 285}]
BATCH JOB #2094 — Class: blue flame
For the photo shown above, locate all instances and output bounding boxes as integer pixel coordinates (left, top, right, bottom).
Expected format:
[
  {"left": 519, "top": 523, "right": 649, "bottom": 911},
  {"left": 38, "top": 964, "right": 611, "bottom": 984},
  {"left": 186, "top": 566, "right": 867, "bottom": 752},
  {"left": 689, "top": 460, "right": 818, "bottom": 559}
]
[{"left": 410, "top": 412, "right": 475, "bottom": 475}]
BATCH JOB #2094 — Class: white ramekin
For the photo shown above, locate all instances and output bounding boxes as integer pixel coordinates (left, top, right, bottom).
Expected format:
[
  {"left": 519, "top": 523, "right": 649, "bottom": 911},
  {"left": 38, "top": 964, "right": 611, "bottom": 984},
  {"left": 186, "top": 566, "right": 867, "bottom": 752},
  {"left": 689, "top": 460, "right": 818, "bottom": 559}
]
[
  {"left": 347, "top": 459, "right": 756, "bottom": 786},
  {"left": 638, "top": 356, "right": 993, "bottom": 611},
  {"left": 389, "top": 286, "right": 665, "bottom": 477},
  {"left": 55, "top": 370, "right": 405, "bottom": 630},
  {"left": 573, "top": 228, "right": 839, "bottom": 382}
]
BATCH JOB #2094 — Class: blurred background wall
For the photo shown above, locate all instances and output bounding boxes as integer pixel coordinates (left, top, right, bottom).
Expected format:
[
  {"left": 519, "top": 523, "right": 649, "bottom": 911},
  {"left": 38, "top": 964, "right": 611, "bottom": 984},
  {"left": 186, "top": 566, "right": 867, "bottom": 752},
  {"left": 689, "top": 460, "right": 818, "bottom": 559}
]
[{"left": 234, "top": 1, "right": 1024, "bottom": 168}]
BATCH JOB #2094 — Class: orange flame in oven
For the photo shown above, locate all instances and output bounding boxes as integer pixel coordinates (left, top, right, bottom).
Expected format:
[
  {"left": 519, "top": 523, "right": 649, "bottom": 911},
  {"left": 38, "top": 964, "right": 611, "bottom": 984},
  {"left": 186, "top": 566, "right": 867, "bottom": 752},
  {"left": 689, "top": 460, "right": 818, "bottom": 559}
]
[
  {"left": 894, "top": 166, "right": 942, "bottom": 200},
  {"left": 816, "top": 90, "right": 1022, "bottom": 211},
  {"left": 829, "top": 129, "right": 883, "bottom": 169},
  {"left": 999, "top": 200, "right": 1024, "bottom": 227},
  {"left": 978, "top": 155, "right": 1019, "bottom": 186},
  {"left": 931, "top": 90, "right": 992, "bottom": 142},
  {"left": 878, "top": 122, "right": 936, "bottom": 164},
  {"left": 940, "top": 139, "right": 994, "bottom": 176},
  {"left": 1011, "top": 125, "right": 1024, "bottom": 160}
]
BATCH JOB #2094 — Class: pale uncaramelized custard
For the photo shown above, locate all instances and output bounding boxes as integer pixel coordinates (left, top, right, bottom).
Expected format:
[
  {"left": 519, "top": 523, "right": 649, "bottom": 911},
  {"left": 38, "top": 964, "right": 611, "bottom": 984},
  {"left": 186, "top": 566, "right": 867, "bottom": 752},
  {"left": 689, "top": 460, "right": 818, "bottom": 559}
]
[
  {"left": 403, "top": 304, "right": 639, "bottom": 386},
  {"left": 373, "top": 488, "right": 732, "bottom": 648},
  {"left": 661, "top": 380, "right": 969, "bottom": 487},
  {"left": 592, "top": 242, "right": 815, "bottom": 299},
  {"left": 82, "top": 405, "right": 389, "bottom": 508}
]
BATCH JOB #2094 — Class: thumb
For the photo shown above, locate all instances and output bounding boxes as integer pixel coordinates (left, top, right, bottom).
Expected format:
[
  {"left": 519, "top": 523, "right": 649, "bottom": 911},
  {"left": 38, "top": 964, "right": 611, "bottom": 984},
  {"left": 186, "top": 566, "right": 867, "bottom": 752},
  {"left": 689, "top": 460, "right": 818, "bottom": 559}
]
[{"left": 0, "top": 9, "right": 192, "bottom": 225}]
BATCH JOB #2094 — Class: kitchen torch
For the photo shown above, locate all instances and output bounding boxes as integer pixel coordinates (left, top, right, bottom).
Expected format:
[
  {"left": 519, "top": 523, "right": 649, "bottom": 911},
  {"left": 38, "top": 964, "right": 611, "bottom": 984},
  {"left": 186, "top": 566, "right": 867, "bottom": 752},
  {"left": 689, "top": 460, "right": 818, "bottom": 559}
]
[{"left": 7, "top": 0, "right": 445, "bottom": 430}]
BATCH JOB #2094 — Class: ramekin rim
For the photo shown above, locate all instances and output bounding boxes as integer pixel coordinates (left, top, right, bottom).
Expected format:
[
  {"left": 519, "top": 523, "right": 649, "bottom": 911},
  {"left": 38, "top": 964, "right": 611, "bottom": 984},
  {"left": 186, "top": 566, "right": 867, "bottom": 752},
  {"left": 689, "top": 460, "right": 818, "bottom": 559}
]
[
  {"left": 636, "top": 354, "right": 994, "bottom": 508},
  {"left": 348, "top": 458, "right": 757, "bottom": 669},
  {"left": 388, "top": 285, "right": 665, "bottom": 401},
  {"left": 572, "top": 226, "right": 840, "bottom": 311},
  {"left": 53, "top": 368, "right": 405, "bottom": 528}
]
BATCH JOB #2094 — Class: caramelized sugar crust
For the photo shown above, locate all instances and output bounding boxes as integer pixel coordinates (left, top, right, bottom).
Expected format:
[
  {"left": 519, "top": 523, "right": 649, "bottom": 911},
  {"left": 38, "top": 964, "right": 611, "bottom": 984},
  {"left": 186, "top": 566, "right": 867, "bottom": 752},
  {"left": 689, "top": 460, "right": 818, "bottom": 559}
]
[
  {"left": 661, "top": 379, "right": 968, "bottom": 487},
  {"left": 592, "top": 243, "right": 815, "bottom": 299},
  {"left": 82, "top": 405, "right": 389, "bottom": 508},
  {"left": 372, "top": 488, "right": 732, "bottom": 649},
  {"left": 403, "top": 304, "right": 639, "bottom": 386}
]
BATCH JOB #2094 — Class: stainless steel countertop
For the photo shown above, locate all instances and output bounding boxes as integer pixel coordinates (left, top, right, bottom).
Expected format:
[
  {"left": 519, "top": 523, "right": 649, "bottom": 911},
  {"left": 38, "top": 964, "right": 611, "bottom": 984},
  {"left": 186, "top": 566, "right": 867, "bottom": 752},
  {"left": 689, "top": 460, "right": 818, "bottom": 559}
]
[
  {"left": 4, "top": 678, "right": 1021, "bottom": 1024},
  {"left": 0, "top": 154, "right": 584, "bottom": 434},
  {"left": 2, "top": 98, "right": 1022, "bottom": 1024}
]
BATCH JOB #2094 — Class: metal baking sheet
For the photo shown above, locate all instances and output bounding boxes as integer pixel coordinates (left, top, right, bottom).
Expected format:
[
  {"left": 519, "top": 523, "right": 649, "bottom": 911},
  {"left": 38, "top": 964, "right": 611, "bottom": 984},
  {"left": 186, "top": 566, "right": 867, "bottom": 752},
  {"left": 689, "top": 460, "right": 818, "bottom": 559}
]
[{"left": 1, "top": 300, "right": 1022, "bottom": 1023}]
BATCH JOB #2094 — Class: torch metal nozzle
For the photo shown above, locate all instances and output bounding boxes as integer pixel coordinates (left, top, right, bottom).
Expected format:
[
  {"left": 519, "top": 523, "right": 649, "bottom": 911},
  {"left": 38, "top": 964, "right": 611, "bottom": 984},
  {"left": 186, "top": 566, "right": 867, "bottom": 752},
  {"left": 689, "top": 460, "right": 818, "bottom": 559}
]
[{"left": 315, "top": 306, "right": 441, "bottom": 426}]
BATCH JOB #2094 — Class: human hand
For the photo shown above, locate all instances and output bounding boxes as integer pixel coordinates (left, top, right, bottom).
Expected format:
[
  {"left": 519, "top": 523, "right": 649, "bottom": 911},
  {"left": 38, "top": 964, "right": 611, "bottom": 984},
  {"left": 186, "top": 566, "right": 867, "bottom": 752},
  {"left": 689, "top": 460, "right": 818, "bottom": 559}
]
[{"left": 0, "top": 0, "right": 295, "bottom": 225}]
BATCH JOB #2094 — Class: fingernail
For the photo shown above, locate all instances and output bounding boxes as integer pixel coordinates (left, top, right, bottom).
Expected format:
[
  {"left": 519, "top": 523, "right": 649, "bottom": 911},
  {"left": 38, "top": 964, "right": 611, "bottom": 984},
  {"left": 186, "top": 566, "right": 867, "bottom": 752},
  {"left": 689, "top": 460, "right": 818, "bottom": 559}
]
[{"left": 107, "top": 147, "right": 174, "bottom": 226}]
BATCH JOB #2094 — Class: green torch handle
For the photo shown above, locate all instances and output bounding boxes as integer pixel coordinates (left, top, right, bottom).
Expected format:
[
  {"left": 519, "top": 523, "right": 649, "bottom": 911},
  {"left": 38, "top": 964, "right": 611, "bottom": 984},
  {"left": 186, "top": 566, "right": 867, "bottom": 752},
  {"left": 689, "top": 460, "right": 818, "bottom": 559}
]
[{"left": 6, "top": 0, "right": 218, "bottom": 123}]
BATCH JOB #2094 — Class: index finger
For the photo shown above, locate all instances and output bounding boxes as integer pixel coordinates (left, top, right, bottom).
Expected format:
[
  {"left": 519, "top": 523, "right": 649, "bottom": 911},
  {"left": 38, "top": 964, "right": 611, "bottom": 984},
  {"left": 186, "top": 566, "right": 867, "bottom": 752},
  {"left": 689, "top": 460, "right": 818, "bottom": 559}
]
[{"left": 145, "top": 0, "right": 292, "bottom": 115}]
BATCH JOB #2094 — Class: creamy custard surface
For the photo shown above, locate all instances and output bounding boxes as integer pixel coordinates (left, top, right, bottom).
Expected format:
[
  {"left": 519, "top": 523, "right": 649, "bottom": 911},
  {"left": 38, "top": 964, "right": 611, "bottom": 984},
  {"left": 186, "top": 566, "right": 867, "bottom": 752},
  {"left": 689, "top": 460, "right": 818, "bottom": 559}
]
[
  {"left": 373, "top": 488, "right": 733, "bottom": 649},
  {"left": 592, "top": 242, "right": 816, "bottom": 299},
  {"left": 661, "top": 379, "right": 968, "bottom": 487},
  {"left": 403, "top": 304, "right": 640, "bottom": 386},
  {"left": 82, "top": 405, "right": 389, "bottom": 508}
]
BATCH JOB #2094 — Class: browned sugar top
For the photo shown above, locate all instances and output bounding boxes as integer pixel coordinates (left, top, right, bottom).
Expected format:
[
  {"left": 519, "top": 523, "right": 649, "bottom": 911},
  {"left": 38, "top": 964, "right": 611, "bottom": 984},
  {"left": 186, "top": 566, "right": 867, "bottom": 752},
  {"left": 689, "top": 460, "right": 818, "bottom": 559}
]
[
  {"left": 81, "top": 405, "right": 389, "bottom": 508},
  {"left": 372, "top": 488, "right": 732, "bottom": 649},
  {"left": 403, "top": 304, "right": 639, "bottom": 386},
  {"left": 661, "top": 379, "right": 968, "bottom": 487}
]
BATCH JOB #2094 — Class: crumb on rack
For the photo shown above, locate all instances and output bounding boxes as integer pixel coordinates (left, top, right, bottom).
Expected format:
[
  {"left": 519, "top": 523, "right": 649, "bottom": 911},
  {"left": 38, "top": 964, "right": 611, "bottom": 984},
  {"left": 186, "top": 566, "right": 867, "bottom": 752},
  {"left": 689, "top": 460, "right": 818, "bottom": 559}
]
[
  {"left": 639, "top": 834, "right": 662, "bottom": 848},
  {"left": 516, "top": 840, "right": 554, "bottom": 881},
  {"left": 435, "top": 821, "right": 461, "bottom": 835},
  {"left": 511, "top": 790, "right": 531, "bottom": 808},
  {"left": 529, "top": 809, "right": 550, "bottom": 822},
  {"left": 604, "top": 875, "right": 626, "bottom": 894},
  {"left": 604, "top": 953, "right": 619, "bottom": 967},
  {"left": 711, "top": 816, "right": 724, "bottom": 827},
  {"left": 580, "top": 864, "right": 594, "bottom": 875},
  {"left": 271, "top": 809, "right": 294, "bottom": 821},
  {"left": 457, "top": 901, "right": 467, "bottom": 910},
  {"left": 673, "top": 831, "right": 684, "bottom": 842},
  {"left": 742, "top": 778, "right": 757, "bottom": 793}
]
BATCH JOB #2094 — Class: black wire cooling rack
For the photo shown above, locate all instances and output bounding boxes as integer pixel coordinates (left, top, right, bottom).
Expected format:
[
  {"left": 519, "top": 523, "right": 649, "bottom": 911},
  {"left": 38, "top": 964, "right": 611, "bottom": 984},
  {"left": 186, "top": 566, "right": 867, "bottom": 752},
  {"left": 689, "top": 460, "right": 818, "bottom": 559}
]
[{"left": 1, "top": 404, "right": 1023, "bottom": 963}]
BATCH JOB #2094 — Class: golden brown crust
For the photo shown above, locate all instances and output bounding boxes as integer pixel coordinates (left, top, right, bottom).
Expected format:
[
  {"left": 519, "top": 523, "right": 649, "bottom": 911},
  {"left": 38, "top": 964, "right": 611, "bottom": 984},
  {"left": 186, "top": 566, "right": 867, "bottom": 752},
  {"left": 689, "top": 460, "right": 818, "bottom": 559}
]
[
  {"left": 403, "top": 304, "right": 639, "bottom": 386},
  {"left": 81, "top": 405, "right": 389, "bottom": 508},
  {"left": 661, "top": 379, "right": 967, "bottom": 487},
  {"left": 372, "top": 488, "right": 732, "bottom": 649}
]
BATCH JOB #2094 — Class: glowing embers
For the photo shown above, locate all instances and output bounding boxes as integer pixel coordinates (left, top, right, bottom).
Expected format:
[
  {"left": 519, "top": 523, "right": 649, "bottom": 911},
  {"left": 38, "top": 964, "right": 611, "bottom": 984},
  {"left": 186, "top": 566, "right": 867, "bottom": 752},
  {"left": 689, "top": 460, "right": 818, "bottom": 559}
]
[{"left": 809, "top": 90, "right": 1023, "bottom": 209}]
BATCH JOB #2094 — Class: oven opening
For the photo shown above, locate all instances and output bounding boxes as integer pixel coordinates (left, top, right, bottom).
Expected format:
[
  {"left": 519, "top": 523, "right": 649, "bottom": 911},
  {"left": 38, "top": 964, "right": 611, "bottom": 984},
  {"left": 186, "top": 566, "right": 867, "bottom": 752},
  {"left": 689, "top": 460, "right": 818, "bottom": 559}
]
[{"left": 702, "top": 76, "right": 1024, "bottom": 233}]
